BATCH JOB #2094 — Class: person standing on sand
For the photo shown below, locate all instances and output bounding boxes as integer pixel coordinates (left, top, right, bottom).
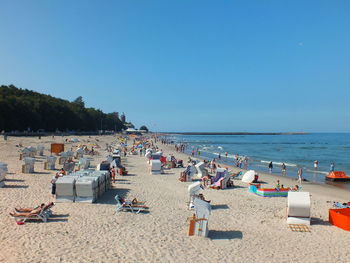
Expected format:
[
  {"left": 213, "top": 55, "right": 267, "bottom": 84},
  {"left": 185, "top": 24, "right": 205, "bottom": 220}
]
[
  {"left": 297, "top": 168, "right": 303, "bottom": 183},
  {"left": 281, "top": 162, "right": 286, "bottom": 176},
  {"left": 244, "top": 156, "right": 248, "bottom": 169},
  {"left": 51, "top": 174, "right": 59, "bottom": 199},
  {"left": 268, "top": 161, "right": 273, "bottom": 173},
  {"left": 191, "top": 149, "right": 194, "bottom": 156},
  {"left": 218, "top": 153, "right": 221, "bottom": 161},
  {"left": 314, "top": 160, "right": 318, "bottom": 171}
]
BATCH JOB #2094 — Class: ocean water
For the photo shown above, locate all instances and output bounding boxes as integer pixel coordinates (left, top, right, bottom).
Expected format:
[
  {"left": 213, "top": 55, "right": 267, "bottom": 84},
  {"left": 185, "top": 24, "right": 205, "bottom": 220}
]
[{"left": 166, "top": 133, "right": 350, "bottom": 189}]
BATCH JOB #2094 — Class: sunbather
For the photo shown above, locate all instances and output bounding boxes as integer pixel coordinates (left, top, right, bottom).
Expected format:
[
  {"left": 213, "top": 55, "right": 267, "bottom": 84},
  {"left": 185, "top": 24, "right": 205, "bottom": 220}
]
[
  {"left": 15, "top": 202, "right": 54, "bottom": 213},
  {"left": 118, "top": 196, "right": 143, "bottom": 206},
  {"left": 10, "top": 203, "right": 45, "bottom": 217}
]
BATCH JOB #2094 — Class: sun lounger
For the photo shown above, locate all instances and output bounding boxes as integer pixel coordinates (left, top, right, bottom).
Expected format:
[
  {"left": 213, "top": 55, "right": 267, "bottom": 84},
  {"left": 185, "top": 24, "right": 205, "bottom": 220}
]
[
  {"left": 115, "top": 195, "right": 149, "bottom": 214},
  {"left": 10, "top": 203, "right": 55, "bottom": 224},
  {"left": 287, "top": 192, "right": 311, "bottom": 226}
]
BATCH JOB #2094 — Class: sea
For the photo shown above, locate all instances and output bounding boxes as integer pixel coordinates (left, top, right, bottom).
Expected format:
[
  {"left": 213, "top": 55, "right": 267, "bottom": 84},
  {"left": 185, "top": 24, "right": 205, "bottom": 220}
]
[{"left": 165, "top": 133, "right": 350, "bottom": 190}]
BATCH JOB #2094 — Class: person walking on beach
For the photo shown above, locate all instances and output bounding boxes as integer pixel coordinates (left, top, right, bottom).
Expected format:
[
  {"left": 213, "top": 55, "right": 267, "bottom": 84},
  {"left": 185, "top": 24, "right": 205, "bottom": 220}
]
[
  {"left": 218, "top": 153, "right": 221, "bottom": 161},
  {"left": 297, "top": 168, "right": 303, "bottom": 183},
  {"left": 244, "top": 156, "right": 248, "bottom": 169},
  {"left": 191, "top": 149, "right": 194, "bottom": 156},
  {"left": 281, "top": 162, "right": 286, "bottom": 176},
  {"left": 314, "top": 160, "right": 318, "bottom": 171},
  {"left": 330, "top": 162, "right": 335, "bottom": 173},
  {"left": 268, "top": 161, "right": 273, "bottom": 173}
]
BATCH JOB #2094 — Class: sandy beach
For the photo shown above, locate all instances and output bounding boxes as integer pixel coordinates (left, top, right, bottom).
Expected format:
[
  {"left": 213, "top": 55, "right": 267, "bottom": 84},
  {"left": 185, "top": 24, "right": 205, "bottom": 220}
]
[{"left": 0, "top": 135, "right": 349, "bottom": 263}]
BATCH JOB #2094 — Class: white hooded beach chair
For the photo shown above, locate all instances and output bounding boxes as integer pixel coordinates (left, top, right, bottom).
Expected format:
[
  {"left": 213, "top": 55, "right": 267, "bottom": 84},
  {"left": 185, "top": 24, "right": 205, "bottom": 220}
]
[
  {"left": 75, "top": 177, "right": 98, "bottom": 203},
  {"left": 188, "top": 182, "right": 204, "bottom": 209},
  {"left": 188, "top": 198, "right": 211, "bottom": 237},
  {"left": 151, "top": 159, "right": 162, "bottom": 174},
  {"left": 45, "top": 156, "right": 57, "bottom": 170},
  {"left": 55, "top": 176, "right": 76, "bottom": 202},
  {"left": 195, "top": 162, "right": 207, "bottom": 179},
  {"left": 287, "top": 192, "right": 311, "bottom": 226},
  {"left": 0, "top": 162, "right": 7, "bottom": 187},
  {"left": 37, "top": 145, "right": 45, "bottom": 156},
  {"left": 115, "top": 195, "right": 149, "bottom": 214},
  {"left": 63, "top": 161, "right": 75, "bottom": 174},
  {"left": 78, "top": 158, "right": 90, "bottom": 170},
  {"left": 22, "top": 157, "right": 35, "bottom": 173}
]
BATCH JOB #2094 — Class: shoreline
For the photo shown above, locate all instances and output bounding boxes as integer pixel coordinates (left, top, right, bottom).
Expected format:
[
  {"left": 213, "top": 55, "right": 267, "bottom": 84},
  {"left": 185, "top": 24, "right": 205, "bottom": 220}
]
[{"left": 158, "top": 142, "right": 350, "bottom": 200}]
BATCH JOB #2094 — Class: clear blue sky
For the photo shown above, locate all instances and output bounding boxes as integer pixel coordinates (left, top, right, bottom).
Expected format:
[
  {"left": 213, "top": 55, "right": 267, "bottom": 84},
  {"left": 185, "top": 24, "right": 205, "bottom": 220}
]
[{"left": 1, "top": 1, "right": 350, "bottom": 132}]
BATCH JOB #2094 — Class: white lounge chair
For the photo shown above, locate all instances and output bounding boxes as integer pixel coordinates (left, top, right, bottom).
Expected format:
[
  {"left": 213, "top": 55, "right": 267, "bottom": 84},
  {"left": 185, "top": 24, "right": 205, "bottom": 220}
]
[
  {"left": 287, "top": 192, "right": 311, "bottom": 225},
  {"left": 115, "top": 195, "right": 149, "bottom": 214}
]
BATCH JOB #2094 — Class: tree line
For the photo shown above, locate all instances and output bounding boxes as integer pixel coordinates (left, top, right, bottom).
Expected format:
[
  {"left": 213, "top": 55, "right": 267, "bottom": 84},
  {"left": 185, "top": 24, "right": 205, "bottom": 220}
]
[{"left": 0, "top": 85, "right": 125, "bottom": 132}]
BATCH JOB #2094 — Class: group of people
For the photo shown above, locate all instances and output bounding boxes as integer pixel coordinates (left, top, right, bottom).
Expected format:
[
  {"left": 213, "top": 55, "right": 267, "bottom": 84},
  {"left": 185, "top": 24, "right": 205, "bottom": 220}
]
[{"left": 275, "top": 179, "right": 300, "bottom": 191}]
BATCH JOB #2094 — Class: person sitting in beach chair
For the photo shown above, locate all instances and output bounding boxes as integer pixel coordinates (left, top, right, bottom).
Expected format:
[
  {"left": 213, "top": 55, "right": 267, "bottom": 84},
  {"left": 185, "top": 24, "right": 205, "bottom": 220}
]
[{"left": 115, "top": 195, "right": 149, "bottom": 214}]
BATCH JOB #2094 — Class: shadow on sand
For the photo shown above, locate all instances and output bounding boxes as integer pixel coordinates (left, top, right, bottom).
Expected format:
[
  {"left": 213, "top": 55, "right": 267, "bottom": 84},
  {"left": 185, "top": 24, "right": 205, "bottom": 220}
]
[
  {"left": 208, "top": 230, "right": 243, "bottom": 240},
  {"left": 97, "top": 187, "right": 130, "bottom": 205},
  {"left": 4, "top": 185, "right": 28, "bottom": 189},
  {"left": 211, "top": 204, "right": 229, "bottom": 210},
  {"left": 311, "top": 217, "right": 331, "bottom": 226},
  {"left": 5, "top": 178, "right": 25, "bottom": 182}
]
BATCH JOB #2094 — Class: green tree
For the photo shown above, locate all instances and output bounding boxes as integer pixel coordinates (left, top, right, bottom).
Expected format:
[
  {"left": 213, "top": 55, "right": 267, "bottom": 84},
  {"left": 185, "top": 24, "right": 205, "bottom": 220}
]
[{"left": 140, "top": 125, "right": 149, "bottom": 132}]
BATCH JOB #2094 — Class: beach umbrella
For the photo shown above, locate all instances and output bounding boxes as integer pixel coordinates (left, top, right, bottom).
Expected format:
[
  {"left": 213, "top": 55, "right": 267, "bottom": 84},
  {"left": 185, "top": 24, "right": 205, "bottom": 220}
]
[{"left": 242, "top": 170, "right": 255, "bottom": 183}]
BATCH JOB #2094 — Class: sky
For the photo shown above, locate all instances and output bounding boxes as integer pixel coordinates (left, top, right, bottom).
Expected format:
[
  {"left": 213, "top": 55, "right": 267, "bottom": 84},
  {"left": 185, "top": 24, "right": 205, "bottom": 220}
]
[{"left": 1, "top": 0, "right": 350, "bottom": 132}]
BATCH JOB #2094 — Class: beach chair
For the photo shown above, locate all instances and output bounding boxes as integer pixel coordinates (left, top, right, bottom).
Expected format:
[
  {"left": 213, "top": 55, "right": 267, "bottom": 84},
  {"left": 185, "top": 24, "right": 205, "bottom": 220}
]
[
  {"left": 195, "top": 162, "right": 207, "bottom": 179},
  {"left": 188, "top": 182, "right": 204, "bottom": 209},
  {"left": 115, "top": 195, "right": 149, "bottom": 214},
  {"left": 188, "top": 198, "right": 211, "bottom": 237},
  {"left": 63, "top": 161, "right": 75, "bottom": 173},
  {"left": 209, "top": 168, "right": 229, "bottom": 190},
  {"left": 287, "top": 192, "right": 311, "bottom": 226}
]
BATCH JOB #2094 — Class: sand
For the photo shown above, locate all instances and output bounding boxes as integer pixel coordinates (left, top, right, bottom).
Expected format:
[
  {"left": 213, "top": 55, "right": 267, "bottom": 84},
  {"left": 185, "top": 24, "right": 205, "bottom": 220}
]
[{"left": 0, "top": 135, "right": 349, "bottom": 263}]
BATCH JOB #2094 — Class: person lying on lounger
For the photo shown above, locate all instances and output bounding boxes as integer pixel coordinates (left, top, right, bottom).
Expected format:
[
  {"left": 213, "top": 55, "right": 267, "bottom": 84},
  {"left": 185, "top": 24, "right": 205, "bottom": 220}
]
[
  {"left": 10, "top": 203, "right": 45, "bottom": 217},
  {"left": 15, "top": 202, "right": 54, "bottom": 213},
  {"left": 118, "top": 196, "right": 143, "bottom": 206}
]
